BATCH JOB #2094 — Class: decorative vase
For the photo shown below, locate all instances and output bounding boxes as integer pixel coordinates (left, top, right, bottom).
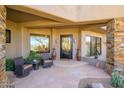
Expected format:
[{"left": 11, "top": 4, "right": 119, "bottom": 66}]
[
  {"left": 52, "top": 48, "right": 56, "bottom": 60},
  {"left": 76, "top": 49, "right": 81, "bottom": 61}
]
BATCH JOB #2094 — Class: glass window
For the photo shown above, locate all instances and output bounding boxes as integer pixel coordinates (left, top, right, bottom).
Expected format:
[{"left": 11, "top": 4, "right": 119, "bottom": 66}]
[
  {"left": 96, "top": 37, "right": 101, "bottom": 55},
  {"left": 85, "top": 36, "right": 101, "bottom": 57},
  {"left": 62, "top": 37, "right": 71, "bottom": 52},
  {"left": 90, "top": 36, "right": 97, "bottom": 56},
  {"left": 30, "top": 34, "right": 50, "bottom": 53},
  {"left": 85, "top": 36, "right": 91, "bottom": 57}
]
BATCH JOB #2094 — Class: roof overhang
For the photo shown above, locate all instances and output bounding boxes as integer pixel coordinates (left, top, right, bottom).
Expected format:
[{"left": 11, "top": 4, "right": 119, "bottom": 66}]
[{"left": 6, "top": 5, "right": 74, "bottom": 23}]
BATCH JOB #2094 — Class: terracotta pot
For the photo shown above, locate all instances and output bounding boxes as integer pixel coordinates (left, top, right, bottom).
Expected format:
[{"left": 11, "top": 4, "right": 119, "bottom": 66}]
[
  {"left": 52, "top": 48, "right": 56, "bottom": 60},
  {"left": 76, "top": 49, "right": 81, "bottom": 61}
]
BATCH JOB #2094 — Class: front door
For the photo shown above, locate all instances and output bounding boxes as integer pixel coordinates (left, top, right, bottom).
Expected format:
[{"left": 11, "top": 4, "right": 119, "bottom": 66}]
[{"left": 60, "top": 35, "right": 73, "bottom": 59}]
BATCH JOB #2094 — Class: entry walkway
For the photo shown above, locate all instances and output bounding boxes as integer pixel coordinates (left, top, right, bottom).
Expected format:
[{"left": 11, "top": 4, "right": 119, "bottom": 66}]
[{"left": 15, "top": 60, "right": 110, "bottom": 88}]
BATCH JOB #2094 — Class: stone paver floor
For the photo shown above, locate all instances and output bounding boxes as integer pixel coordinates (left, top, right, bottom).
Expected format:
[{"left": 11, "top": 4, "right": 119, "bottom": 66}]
[{"left": 15, "top": 60, "right": 110, "bottom": 88}]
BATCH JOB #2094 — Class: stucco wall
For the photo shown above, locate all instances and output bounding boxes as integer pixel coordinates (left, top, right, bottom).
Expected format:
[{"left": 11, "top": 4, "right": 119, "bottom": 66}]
[
  {"left": 6, "top": 20, "right": 79, "bottom": 60},
  {"left": 6, "top": 20, "right": 106, "bottom": 61},
  {"left": 6, "top": 20, "right": 22, "bottom": 58},
  {"left": 6, "top": 20, "right": 53, "bottom": 58},
  {"left": 77, "top": 5, "right": 124, "bottom": 21},
  {"left": 26, "top": 5, "right": 124, "bottom": 22},
  {"left": 26, "top": 5, "right": 77, "bottom": 21}
]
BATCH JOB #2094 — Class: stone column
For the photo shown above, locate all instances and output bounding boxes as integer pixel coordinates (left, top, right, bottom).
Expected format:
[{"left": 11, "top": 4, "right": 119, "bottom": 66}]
[
  {"left": 107, "top": 18, "right": 124, "bottom": 74},
  {"left": 0, "top": 5, "right": 7, "bottom": 87}
]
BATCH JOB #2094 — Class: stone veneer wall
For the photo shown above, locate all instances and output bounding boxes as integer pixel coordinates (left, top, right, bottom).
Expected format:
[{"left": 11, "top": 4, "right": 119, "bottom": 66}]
[
  {"left": 107, "top": 18, "right": 124, "bottom": 74},
  {"left": 0, "top": 5, "right": 7, "bottom": 87}
]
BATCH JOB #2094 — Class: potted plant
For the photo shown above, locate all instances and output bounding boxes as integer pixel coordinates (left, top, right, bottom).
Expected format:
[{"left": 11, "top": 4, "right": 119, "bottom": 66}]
[
  {"left": 111, "top": 70, "right": 124, "bottom": 88},
  {"left": 25, "top": 51, "right": 43, "bottom": 65},
  {"left": 6, "top": 58, "right": 15, "bottom": 71},
  {"left": 76, "top": 49, "right": 81, "bottom": 61},
  {"left": 6, "top": 58, "right": 15, "bottom": 80},
  {"left": 94, "top": 49, "right": 99, "bottom": 59},
  {"left": 51, "top": 48, "right": 56, "bottom": 60}
]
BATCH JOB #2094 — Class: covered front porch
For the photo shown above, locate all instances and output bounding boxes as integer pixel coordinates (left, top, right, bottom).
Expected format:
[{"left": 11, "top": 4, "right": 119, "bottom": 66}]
[
  {"left": 0, "top": 5, "right": 124, "bottom": 88},
  {"left": 5, "top": 6, "right": 110, "bottom": 88}
]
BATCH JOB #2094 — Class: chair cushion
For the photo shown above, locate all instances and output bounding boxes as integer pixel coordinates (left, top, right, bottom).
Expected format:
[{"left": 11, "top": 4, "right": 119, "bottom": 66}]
[
  {"left": 14, "top": 57, "right": 24, "bottom": 66},
  {"left": 42, "top": 53, "right": 51, "bottom": 60},
  {"left": 44, "top": 60, "right": 52, "bottom": 63},
  {"left": 24, "top": 64, "right": 32, "bottom": 70}
]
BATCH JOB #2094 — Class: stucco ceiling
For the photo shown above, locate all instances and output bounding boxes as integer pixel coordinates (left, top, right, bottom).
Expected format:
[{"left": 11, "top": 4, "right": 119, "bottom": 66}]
[{"left": 6, "top": 8, "right": 58, "bottom": 23}]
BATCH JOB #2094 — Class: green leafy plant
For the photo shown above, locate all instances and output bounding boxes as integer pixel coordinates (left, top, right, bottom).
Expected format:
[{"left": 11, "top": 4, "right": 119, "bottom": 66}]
[
  {"left": 94, "top": 49, "right": 100, "bottom": 59},
  {"left": 111, "top": 71, "right": 120, "bottom": 87},
  {"left": 25, "top": 51, "right": 43, "bottom": 65},
  {"left": 34, "top": 53, "right": 44, "bottom": 65},
  {"left": 6, "top": 58, "right": 15, "bottom": 71},
  {"left": 24, "top": 52, "right": 36, "bottom": 64},
  {"left": 111, "top": 70, "right": 124, "bottom": 88},
  {"left": 118, "top": 76, "right": 124, "bottom": 88}
]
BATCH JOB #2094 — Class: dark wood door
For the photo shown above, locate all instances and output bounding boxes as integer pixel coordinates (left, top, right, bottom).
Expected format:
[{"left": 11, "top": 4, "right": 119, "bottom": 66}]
[{"left": 60, "top": 35, "right": 73, "bottom": 59}]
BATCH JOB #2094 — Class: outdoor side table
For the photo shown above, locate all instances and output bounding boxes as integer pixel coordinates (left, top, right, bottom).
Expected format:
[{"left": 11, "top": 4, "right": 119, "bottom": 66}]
[{"left": 32, "top": 60, "right": 39, "bottom": 70}]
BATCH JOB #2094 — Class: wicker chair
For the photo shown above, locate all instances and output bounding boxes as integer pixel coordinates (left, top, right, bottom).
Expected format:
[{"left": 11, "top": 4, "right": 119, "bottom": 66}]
[
  {"left": 41, "top": 53, "right": 53, "bottom": 68},
  {"left": 14, "top": 57, "right": 32, "bottom": 77}
]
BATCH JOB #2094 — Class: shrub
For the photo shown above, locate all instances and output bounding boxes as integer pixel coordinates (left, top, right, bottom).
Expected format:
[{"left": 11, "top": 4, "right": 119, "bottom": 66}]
[
  {"left": 25, "top": 51, "right": 43, "bottom": 64},
  {"left": 6, "top": 58, "right": 15, "bottom": 71},
  {"left": 111, "top": 70, "right": 124, "bottom": 88},
  {"left": 118, "top": 76, "right": 124, "bottom": 88},
  {"left": 24, "top": 51, "right": 36, "bottom": 64}
]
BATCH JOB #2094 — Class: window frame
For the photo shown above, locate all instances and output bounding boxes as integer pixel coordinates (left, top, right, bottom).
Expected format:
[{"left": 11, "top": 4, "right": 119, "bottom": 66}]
[
  {"left": 96, "top": 37, "right": 102, "bottom": 55},
  {"left": 30, "top": 34, "right": 50, "bottom": 53},
  {"left": 6, "top": 29, "right": 11, "bottom": 43},
  {"left": 86, "top": 35, "right": 102, "bottom": 57}
]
